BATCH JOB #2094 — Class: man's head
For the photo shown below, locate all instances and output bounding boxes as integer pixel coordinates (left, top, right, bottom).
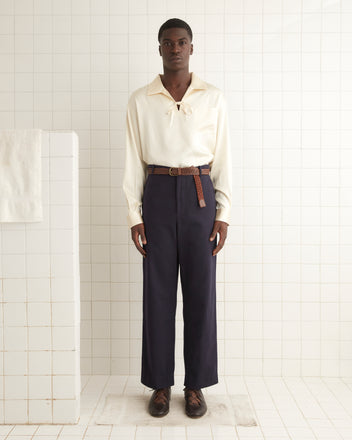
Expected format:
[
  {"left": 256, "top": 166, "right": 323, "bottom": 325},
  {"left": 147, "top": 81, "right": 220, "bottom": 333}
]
[
  {"left": 158, "top": 18, "right": 193, "bottom": 43},
  {"left": 158, "top": 18, "right": 193, "bottom": 72}
]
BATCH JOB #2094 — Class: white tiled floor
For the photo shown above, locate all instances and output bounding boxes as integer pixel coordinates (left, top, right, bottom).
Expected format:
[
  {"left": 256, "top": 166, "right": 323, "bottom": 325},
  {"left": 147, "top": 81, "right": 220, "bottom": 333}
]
[{"left": 1, "top": 375, "right": 352, "bottom": 439}]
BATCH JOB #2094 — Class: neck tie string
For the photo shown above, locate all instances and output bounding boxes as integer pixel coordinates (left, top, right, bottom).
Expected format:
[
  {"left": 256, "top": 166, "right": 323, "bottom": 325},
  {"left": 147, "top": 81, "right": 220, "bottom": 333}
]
[{"left": 166, "top": 101, "right": 193, "bottom": 127}]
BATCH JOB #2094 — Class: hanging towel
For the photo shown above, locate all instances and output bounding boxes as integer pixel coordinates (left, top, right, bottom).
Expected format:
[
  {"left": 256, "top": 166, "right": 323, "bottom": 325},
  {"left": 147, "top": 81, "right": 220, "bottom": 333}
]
[{"left": 0, "top": 129, "right": 43, "bottom": 222}]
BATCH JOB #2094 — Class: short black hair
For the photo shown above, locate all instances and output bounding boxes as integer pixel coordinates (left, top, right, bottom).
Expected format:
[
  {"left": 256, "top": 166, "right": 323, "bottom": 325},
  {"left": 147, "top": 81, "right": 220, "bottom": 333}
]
[{"left": 158, "top": 18, "right": 193, "bottom": 42}]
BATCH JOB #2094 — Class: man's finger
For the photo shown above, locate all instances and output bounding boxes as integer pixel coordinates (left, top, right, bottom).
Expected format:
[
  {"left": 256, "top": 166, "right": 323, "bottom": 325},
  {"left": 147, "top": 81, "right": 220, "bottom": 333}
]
[
  {"left": 138, "top": 243, "right": 147, "bottom": 257},
  {"left": 135, "top": 239, "right": 146, "bottom": 257},
  {"left": 140, "top": 232, "right": 147, "bottom": 245},
  {"left": 209, "top": 226, "right": 219, "bottom": 241},
  {"left": 212, "top": 241, "right": 224, "bottom": 256},
  {"left": 212, "top": 230, "right": 226, "bottom": 256},
  {"left": 212, "top": 239, "right": 222, "bottom": 255},
  {"left": 132, "top": 231, "right": 146, "bottom": 257}
]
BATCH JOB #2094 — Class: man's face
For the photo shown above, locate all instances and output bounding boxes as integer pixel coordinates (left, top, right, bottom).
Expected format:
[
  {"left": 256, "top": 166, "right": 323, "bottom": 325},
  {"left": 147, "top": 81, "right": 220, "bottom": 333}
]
[{"left": 158, "top": 27, "right": 193, "bottom": 71}]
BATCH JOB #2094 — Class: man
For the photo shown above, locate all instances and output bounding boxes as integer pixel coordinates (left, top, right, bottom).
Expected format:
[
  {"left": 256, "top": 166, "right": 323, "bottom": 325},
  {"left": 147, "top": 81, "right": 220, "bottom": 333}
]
[{"left": 122, "top": 18, "right": 232, "bottom": 418}]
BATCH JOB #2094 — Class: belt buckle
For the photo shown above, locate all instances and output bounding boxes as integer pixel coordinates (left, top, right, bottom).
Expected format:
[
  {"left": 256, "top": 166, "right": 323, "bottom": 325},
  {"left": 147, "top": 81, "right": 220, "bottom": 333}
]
[{"left": 169, "top": 167, "right": 178, "bottom": 176}]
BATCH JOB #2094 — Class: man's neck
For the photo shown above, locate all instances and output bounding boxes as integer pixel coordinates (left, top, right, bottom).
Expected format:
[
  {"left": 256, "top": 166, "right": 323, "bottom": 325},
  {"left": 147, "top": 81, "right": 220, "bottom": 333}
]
[{"left": 160, "top": 69, "right": 192, "bottom": 91}]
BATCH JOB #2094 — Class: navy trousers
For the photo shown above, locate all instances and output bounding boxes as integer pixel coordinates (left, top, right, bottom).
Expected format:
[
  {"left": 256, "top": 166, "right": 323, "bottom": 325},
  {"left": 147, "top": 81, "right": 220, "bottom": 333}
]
[{"left": 141, "top": 164, "right": 218, "bottom": 390}]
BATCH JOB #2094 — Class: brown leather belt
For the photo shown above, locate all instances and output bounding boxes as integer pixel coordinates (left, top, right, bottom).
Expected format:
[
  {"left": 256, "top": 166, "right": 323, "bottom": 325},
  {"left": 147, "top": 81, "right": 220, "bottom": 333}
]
[{"left": 147, "top": 165, "right": 209, "bottom": 208}]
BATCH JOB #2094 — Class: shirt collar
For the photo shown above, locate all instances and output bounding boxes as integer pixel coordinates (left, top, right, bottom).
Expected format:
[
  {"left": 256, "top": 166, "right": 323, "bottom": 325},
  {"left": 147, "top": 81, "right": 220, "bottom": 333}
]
[{"left": 147, "top": 72, "right": 208, "bottom": 96}]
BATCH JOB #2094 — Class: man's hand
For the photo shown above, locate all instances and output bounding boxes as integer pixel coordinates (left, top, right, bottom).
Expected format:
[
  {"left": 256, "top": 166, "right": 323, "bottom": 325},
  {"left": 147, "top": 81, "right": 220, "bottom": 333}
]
[
  {"left": 209, "top": 220, "right": 228, "bottom": 256},
  {"left": 131, "top": 223, "right": 147, "bottom": 258}
]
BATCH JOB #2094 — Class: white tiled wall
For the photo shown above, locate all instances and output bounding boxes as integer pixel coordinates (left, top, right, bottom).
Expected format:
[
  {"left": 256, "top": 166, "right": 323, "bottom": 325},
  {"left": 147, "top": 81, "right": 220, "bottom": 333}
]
[
  {"left": 0, "top": 132, "right": 80, "bottom": 424},
  {"left": 1, "top": 0, "right": 352, "bottom": 380}
]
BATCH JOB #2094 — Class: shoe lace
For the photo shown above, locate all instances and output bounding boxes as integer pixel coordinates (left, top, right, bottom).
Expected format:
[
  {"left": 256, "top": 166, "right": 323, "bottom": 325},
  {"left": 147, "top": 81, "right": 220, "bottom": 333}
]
[
  {"left": 153, "top": 388, "right": 168, "bottom": 405},
  {"left": 184, "top": 387, "right": 201, "bottom": 406}
]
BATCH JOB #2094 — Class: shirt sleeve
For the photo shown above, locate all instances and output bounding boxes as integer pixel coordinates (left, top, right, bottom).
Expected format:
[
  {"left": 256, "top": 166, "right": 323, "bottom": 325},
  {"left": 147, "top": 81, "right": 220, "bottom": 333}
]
[
  {"left": 122, "top": 93, "right": 148, "bottom": 229},
  {"left": 210, "top": 92, "right": 232, "bottom": 225}
]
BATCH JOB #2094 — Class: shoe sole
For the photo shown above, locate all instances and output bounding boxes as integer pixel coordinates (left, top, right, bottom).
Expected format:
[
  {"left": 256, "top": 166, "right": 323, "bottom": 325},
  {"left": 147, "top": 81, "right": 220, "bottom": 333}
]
[
  {"left": 149, "top": 409, "right": 169, "bottom": 417},
  {"left": 185, "top": 410, "right": 207, "bottom": 418}
]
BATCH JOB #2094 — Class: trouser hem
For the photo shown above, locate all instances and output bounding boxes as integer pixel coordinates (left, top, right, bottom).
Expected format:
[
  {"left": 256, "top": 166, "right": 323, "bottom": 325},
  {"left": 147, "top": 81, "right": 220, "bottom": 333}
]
[
  {"left": 183, "top": 377, "right": 219, "bottom": 390},
  {"left": 141, "top": 378, "right": 174, "bottom": 390}
]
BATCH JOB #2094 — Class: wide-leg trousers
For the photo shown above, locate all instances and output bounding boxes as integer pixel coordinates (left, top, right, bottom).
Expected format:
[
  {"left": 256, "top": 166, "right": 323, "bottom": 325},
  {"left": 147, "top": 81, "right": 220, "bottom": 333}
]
[{"left": 141, "top": 164, "right": 218, "bottom": 390}]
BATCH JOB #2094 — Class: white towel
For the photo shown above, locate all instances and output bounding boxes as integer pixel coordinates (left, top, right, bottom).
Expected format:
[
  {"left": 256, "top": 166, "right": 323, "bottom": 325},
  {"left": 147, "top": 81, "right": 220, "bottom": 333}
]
[{"left": 0, "top": 129, "right": 43, "bottom": 222}]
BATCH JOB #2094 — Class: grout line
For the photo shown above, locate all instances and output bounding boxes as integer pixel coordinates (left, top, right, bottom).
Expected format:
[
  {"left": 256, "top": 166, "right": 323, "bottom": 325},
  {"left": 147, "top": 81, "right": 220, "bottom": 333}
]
[
  {"left": 321, "top": 377, "right": 352, "bottom": 437},
  {"left": 262, "top": 376, "right": 293, "bottom": 440},
  {"left": 50, "top": 0, "right": 54, "bottom": 425},
  {"left": 319, "top": 0, "right": 322, "bottom": 380},
  {"left": 13, "top": 4, "right": 15, "bottom": 129},
  {"left": 89, "top": 0, "right": 93, "bottom": 377},
  {"left": 241, "top": 0, "right": 245, "bottom": 383},
  {"left": 70, "top": 1, "right": 72, "bottom": 132},
  {"left": 108, "top": 0, "right": 112, "bottom": 379},
  {"left": 299, "top": 0, "right": 303, "bottom": 378},
  {"left": 51, "top": 0, "right": 53, "bottom": 130},
  {"left": 25, "top": 144, "right": 29, "bottom": 423},
  {"left": 302, "top": 376, "right": 345, "bottom": 439},
  {"left": 281, "top": 0, "right": 284, "bottom": 378},
  {"left": 338, "top": 0, "right": 342, "bottom": 380},
  {"left": 261, "top": 0, "right": 264, "bottom": 379},
  {"left": 82, "top": 375, "right": 110, "bottom": 434},
  {"left": 49, "top": 132, "right": 53, "bottom": 422},
  {"left": 32, "top": 0, "right": 34, "bottom": 127},
  {"left": 0, "top": 197, "right": 3, "bottom": 423},
  {"left": 281, "top": 377, "right": 317, "bottom": 439},
  {"left": 243, "top": 377, "right": 269, "bottom": 439}
]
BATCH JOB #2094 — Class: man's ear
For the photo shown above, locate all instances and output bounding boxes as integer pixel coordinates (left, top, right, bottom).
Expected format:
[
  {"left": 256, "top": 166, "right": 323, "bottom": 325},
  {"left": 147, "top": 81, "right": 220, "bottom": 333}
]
[
  {"left": 158, "top": 45, "right": 162, "bottom": 56},
  {"left": 190, "top": 43, "right": 193, "bottom": 55}
]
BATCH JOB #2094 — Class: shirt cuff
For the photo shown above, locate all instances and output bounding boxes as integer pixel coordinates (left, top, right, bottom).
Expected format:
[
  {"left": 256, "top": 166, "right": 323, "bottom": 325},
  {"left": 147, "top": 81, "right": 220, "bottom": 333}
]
[
  {"left": 127, "top": 211, "right": 144, "bottom": 229},
  {"left": 215, "top": 207, "right": 231, "bottom": 225}
]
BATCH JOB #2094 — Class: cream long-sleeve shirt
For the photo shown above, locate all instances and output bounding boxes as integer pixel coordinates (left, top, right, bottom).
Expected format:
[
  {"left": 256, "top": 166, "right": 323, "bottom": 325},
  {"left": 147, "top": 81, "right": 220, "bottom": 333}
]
[{"left": 122, "top": 72, "right": 232, "bottom": 229}]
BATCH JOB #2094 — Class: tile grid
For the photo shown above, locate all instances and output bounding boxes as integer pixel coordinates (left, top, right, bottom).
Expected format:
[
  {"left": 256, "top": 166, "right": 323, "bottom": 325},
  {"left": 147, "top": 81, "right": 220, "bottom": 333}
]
[
  {"left": 51, "top": 0, "right": 54, "bottom": 130},
  {"left": 318, "top": 0, "right": 322, "bottom": 379},
  {"left": 0, "top": 375, "right": 351, "bottom": 439},
  {"left": 30, "top": 0, "right": 34, "bottom": 126},
  {"left": 326, "top": 377, "right": 352, "bottom": 438},
  {"left": 0, "top": 132, "right": 80, "bottom": 423},
  {"left": 261, "top": 0, "right": 264, "bottom": 377},
  {"left": 280, "top": 0, "right": 284, "bottom": 378},
  {"left": 12, "top": 1, "right": 15, "bottom": 129},
  {"left": 242, "top": 377, "right": 265, "bottom": 439},
  {"left": 299, "top": 0, "right": 303, "bottom": 377},
  {"left": 282, "top": 377, "right": 317, "bottom": 439},
  {"left": 27, "top": 1, "right": 34, "bottom": 417},
  {"left": 337, "top": 0, "right": 341, "bottom": 379},
  {"left": 319, "top": 0, "right": 323, "bottom": 379},
  {"left": 241, "top": 0, "right": 245, "bottom": 379},
  {"left": 89, "top": 0, "right": 93, "bottom": 376},
  {"left": 50, "top": 0, "right": 55, "bottom": 419},
  {"left": 48, "top": 122, "right": 53, "bottom": 421},
  {"left": 303, "top": 377, "right": 341, "bottom": 439},
  {"left": 0, "top": 173, "right": 2, "bottom": 420},
  {"left": 108, "top": 0, "right": 112, "bottom": 378},
  {"left": 266, "top": 377, "right": 292, "bottom": 439},
  {"left": 1, "top": 0, "right": 351, "bottom": 396}
]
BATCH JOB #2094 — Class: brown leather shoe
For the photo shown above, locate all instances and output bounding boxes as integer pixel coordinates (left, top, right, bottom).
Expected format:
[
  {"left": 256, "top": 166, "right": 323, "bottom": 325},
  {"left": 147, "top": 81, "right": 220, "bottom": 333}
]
[
  {"left": 148, "top": 387, "right": 171, "bottom": 417},
  {"left": 183, "top": 387, "right": 207, "bottom": 418}
]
